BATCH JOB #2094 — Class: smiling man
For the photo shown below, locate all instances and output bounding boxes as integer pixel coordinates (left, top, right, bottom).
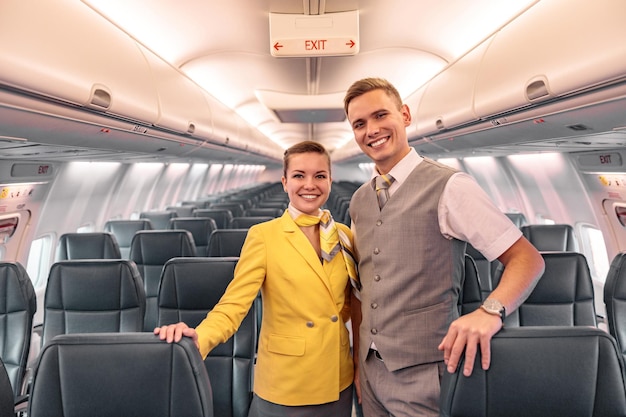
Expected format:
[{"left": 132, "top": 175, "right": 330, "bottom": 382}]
[{"left": 344, "top": 77, "right": 544, "bottom": 417}]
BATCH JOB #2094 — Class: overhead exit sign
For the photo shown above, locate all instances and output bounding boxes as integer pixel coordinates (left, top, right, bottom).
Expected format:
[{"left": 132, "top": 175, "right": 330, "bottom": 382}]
[{"left": 269, "top": 11, "right": 359, "bottom": 57}]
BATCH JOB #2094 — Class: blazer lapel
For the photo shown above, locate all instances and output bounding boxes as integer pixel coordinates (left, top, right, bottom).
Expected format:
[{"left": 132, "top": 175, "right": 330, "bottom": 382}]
[{"left": 280, "top": 213, "right": 331, "bottom": 289}]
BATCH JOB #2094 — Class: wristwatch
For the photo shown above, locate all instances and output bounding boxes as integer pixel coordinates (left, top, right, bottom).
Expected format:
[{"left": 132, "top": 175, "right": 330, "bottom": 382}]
[{"left": 480, "top": 298, "right": 506, "bottom": 322}]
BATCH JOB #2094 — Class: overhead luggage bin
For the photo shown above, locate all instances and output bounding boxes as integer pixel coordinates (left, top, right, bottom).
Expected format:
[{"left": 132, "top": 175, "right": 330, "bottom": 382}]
[
  {"left": 139, "top": 45, "right": 213, "bottom": 139},
  {"left": 414, "top": 40, "right": 490, "bottom": 136},
  {"left": 0, "top": 0, "right": 159, "bottom": 125},
  {"left": 474, "top": 0, "right": 626, "bottom": 119}
]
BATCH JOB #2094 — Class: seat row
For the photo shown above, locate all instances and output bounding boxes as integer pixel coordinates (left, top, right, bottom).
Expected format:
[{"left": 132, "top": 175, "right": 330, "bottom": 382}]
[{"left": 1, "top": 256, "right": 256, "bottom": 417}]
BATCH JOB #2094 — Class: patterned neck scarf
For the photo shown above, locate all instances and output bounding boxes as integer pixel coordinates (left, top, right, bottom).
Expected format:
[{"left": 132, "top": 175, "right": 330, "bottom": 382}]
[{"left": 293, "top": 209, "right": 360, "bottom": 291}]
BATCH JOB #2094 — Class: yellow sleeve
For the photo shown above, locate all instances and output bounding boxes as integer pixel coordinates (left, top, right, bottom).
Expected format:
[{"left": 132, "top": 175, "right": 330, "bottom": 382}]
[{"left": 195, "top": 225, "right": 266, "bottom": 358}]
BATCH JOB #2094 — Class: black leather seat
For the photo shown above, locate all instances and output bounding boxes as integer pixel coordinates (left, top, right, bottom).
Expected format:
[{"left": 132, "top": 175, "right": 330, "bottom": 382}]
[
  {"left": 458, "top": 254, "right": 483, "bottom": 315},
  {"left": 206, "top": 229, "right": 248, "bottom": 257},
  {"left": 193, "top": 208, "right": 234, "bottom": 229},
  {"left": 140, "top": 210, "right": 179, "bottom": 230},
  {"left": 0, "top": 262, "right": 36, "bottom": 398},
  {"left": 244, "top": 207, "right": 283, "bottom": 217},
  {"left": 129, "top": 230, "right": 197, "bottom": 331},
  {"left": 521, "top": 224, "right": 578, "bottom": 251},
  {"left": 502, "top": 251, "right": 596, "bottom": 327},
  {"left": 55, "top": 232, "right": 121, "bottom": 260},
  {"left": 228, "top": 216, "right": 273, "bottom": 229},
  {"left": 209, "top": 202, "right": 245, "bottom": 217},
  {"left": 169, "top": 217, "right": 218, "bottom": 257},
  {"left": 0, "top": 357, "right": 17, "bottom": 417},
  {"left": 28, "top": 333, "right": 214, "bottom": 417},
  {"left": 166, "top": 205, "right": 197, "bottom": 217},
  {"left": 604, "top": 252, "right": 626, "bottom": 362},
  {"left": 465, "top": 244, "right": 502, "bottom": 300},
  {"left": 504, "top": 212, "right": 527, "bottom": 228},
  {"left": 41, "top": 260, "right": 145, "bottom": 346},
  {"left": 440, "top": 326, "right": 626, "bottom": 417},
  {"left": 157, "top": 257, "right": 256, "bottom": 417},
  {"left": 103, "top": 219, "right": 153, "bottom": 258}
]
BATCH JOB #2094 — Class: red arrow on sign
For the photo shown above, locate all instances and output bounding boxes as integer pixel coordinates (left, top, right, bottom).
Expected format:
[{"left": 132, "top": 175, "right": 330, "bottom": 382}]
[
  {"left": 274, "top": 42, "right": 283, "bottom": 51},
  {"left": 346, "top": 40, "right": 355, "bottom": 48}
]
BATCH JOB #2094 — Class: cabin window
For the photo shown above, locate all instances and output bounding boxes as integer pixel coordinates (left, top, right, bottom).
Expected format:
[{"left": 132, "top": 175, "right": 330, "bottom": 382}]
[
  {"left": 578, "top": 223, "right": 610, "bottom": 282},
  {"left": 26, "top": 234, "right": 53, "bottom": 288}
]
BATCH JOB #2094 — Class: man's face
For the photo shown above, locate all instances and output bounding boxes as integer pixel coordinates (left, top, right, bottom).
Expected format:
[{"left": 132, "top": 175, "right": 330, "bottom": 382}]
[{"left": 347, "top": 89, "right": 412, "bottom": 174}]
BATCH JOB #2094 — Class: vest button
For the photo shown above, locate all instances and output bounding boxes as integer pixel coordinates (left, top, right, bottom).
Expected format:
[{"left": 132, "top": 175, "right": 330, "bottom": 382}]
[
  {"left": 330, "top": 315, "right": 338, "bottom": 322},
  {"left": 376, "top": 220, "right": 382, "bottom": 226},
  {"left": 306, "top": 321, "right": 314, "bottom": 328},
  {"left": 371, "top": 328, "right": 378, "bottom": 335},
  {"left": 373, "top": 248, "right": 380, "bottom": 254},
  {"left": 371, "top": 303, "right": 378, "bottom": 309},
  {"left": 374, "top": 275, "right": 381, "bottom": 281}
]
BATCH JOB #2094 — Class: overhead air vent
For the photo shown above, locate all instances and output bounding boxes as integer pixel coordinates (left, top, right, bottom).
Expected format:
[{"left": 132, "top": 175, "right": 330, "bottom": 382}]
[{"left": 187, "top": 123, "right": 196, "bottom": 135}]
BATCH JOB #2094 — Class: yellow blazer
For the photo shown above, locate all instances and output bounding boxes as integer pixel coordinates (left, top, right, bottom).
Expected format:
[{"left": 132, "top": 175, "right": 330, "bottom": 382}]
[{"left": 195, "top": 211, "right": 354, "bottom": 406}]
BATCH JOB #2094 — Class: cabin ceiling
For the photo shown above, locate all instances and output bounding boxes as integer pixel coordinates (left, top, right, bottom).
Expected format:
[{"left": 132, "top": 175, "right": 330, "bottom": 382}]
[{"left": 0, "top": 0, "right": 625, "bottom": 165}]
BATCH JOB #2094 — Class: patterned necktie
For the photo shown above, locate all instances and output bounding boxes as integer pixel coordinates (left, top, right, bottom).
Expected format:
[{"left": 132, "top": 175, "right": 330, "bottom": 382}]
[
  {"left": 375, "top": 174, "right": 395, "bottom": 210},
  {"left": 294, "top": 210, "right": 360, "bottom": 291}
]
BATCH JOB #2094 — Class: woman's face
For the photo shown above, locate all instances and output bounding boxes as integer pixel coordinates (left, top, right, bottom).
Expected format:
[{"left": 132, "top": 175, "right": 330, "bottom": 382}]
[{"left": 281, "top": 152, "right": 331, "bottom": 215}]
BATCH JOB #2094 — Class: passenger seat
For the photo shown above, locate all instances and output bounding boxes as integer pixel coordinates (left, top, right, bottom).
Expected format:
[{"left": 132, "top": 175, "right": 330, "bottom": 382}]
[
  {"left": 500, "top": 251, "right": 596, "bottom": 327},
  {"left": 520, "top": 224, "right": 578, "bottom": 251},
  {"left": 103, "top": 219, "right": 153, "bottom": 259},
  {"left": 604, "top": 252, "right": 626, "bottom": 363},
  {"left": 0, "top": 262, "right": 36, "bottom": 398},
  {"left": 157, "top": 257, "right": 256, "bottom": 417},
  {"left": 129, "top": 230, "right": 196, "bottom": 331},
  {"left": 55, "top": 232, "right": 121, "bottom": 261},
  {"left": 41, "top": 259, "right": 145, "bottom": 346}
]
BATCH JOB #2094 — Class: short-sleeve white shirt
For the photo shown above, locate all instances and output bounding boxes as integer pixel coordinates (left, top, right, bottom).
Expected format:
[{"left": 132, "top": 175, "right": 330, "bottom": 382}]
[{"left": 375, "top": 148, "right": 521, "bottom": 261}]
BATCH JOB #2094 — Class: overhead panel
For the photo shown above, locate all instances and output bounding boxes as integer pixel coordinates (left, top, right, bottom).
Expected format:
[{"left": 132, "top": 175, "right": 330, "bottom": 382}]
[
  {"left": 269, "top": 11, "right": 359, "bottom": 57},
  {"left": 474, "top": 0, "right": 626, "bottom": 119},
  {"left": 138, "top": 45, "right": 213, "bottom": 139},
  {"left": 0, "top": 0, "right": 159, "bottom": 125}
]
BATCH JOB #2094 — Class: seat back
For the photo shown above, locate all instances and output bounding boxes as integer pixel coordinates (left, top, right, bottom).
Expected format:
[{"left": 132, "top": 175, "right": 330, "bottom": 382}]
[
  {"left": 103, "top": 219, "right": 153, "bottom": 258},
  {"left": 604, "top": 252, "right": 626, "bottom": 362},
  {"left": 169, "top": 217, "right": 218, "bottom": 257},
  {"left": 55, "top": 232, "right": 121, "bottom": 261},
  {"left": 465, "top": 244, "right": 502, "bottom": 300},
  {"left": 504, "top": 212, "right": 527, "bottom": 228},
  {"left": 28, "top": 333, "right": 213, "bottom": 417},
  {"left": 140, "top": 210, "right": 179, "bottom": 230},
  {"left": 157, "top": 257, "right": 256, "bottom": 417},
  {"left": 166, "top": 205, "right": 197, "bottom": 217},
  {"left": 440, "top": 326, "right": 626, "bottom": 417},
  {"left": 521, "top": 224, "right": 578, "bottom": 251},
  {"left": 209, "top": 202, "right": 245, "bottom": 217},
  {"left": 244, "top": 207, "right": 283, "bottom": 218},
  {"left": 0, "top": 262, "right": 36, "bottom": 397},
  {"left": 458, "top": 255, "right": 483, "bottom": 315},
  {"left": 193, "top": 209, "right": 234, "bottom": 229},
  {"left": 129, "top": 230, "right": 197, "bottom": 331},
  {"left": 206, "top": 229, "right": 248, "bottom": 257},
  {"left": 42, "top": 260, "right": 146, "bottom": 346},
  {"left": 503, "top": 252, "right": 596, "bottom": 327},
  {"left": 228, "top": 216, "right": 273, "bottom": 229},
  {"left": 0, "top": 358, "right": 15, "bottom": 417}
]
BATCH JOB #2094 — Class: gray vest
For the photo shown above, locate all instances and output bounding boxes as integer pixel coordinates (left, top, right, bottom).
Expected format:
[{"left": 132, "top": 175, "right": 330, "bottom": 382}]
[{"left": 350, "top": 158, "right": 466, "bottom": 371}]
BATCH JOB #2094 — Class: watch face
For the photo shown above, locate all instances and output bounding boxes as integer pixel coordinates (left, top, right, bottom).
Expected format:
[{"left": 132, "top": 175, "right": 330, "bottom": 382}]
[{"left": 483, "top": 299, "right": 503, "bottom": 314}]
